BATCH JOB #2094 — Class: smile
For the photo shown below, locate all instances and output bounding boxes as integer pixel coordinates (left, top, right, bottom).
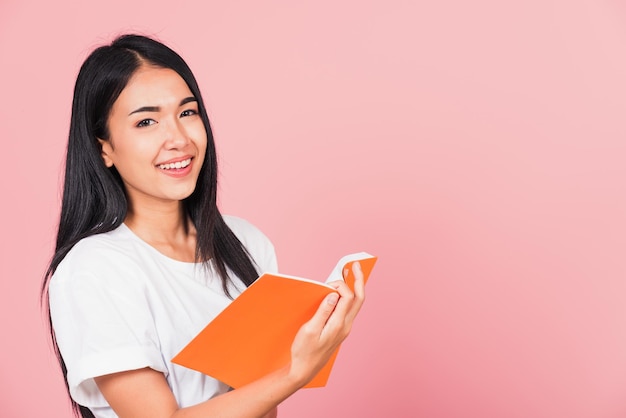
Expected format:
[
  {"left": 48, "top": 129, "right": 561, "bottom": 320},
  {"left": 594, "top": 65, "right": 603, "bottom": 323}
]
[{"left": 157, "top": 158, "right": 192, "bottom": 170}]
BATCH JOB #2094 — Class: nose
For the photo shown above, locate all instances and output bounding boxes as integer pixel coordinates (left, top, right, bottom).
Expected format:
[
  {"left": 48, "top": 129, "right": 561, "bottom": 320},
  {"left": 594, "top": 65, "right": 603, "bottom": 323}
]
[{"left": 163, "top": 119, "right": 190, "bottom": 150}]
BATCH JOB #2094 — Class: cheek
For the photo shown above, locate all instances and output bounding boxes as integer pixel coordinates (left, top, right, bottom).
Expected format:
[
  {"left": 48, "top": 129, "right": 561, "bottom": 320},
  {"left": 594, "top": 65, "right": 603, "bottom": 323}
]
[
  {"left": 199, "top": 134, "right": 208, "bottom": 155},
  {"left": 109, "top": 132, "right": 156, "bottom": 168},
  {"left": 193, "top": 126, "right": 209, "bottom": 156}
]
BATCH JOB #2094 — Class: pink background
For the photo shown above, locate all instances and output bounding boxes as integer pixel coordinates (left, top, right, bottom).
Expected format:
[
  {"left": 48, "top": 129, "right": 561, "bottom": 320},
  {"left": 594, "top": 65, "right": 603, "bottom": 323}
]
[{"left": 1, "top": 1, "right": 626, "bottom": 417}]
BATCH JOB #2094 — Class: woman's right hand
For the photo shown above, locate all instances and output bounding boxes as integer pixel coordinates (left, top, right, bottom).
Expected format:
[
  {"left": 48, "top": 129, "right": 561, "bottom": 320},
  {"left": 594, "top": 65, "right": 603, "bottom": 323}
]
[{"left": 287, "top": 261, "right": 366, "bottom": 386}]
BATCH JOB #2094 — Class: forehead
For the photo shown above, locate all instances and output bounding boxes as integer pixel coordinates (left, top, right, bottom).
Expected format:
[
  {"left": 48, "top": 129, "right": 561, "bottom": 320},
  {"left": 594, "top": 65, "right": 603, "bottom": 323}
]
[{"left": 113, "top": 66, "right": 193, "bottom": 110}]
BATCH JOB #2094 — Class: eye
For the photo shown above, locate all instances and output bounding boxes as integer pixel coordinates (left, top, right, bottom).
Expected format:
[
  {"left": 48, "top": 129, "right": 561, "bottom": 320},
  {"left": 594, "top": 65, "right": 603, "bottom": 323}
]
[
  {"left": 136, "top": 119, "right": 156, "bottom": 128},
  {"left": 180, "top": 109, "right": 198, "bottom": 118}
]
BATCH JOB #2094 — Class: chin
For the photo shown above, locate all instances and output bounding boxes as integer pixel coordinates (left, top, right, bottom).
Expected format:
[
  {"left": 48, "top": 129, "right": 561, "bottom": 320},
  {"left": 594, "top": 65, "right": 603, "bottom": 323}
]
[
  {"left": 180, "top": 185, "right": 201, "bottom": 200},
  {"left": 171, "top": 190, "right": 196, "bottom": 202}
]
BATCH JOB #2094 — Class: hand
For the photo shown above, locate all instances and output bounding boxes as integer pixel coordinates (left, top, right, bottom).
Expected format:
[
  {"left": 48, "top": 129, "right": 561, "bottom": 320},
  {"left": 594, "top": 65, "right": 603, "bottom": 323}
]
[{"left": 288, "top": 261, "right": 365, "bottom": 386}]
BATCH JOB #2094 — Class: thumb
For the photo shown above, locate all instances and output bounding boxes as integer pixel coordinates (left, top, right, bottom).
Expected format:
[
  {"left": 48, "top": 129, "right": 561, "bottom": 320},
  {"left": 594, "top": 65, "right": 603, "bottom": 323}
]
[{"left": 306, "top": 292, "right": 339, "bottom": 331}]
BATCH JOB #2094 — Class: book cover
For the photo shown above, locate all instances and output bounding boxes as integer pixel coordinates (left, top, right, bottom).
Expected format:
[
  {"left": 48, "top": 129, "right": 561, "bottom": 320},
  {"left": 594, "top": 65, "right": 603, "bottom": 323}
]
[{"left": 172, "top": 252, "right": 377, "bottom": 389}]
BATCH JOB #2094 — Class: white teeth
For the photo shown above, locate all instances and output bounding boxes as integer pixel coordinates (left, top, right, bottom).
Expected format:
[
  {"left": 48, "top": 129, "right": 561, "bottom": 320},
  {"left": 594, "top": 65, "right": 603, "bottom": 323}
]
[{"left": 158, "top": 158, "right": 191, "bottom": 170}]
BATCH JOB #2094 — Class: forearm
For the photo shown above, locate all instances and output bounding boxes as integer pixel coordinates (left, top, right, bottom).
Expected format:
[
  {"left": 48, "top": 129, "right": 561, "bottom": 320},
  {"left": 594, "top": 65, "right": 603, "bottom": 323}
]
[{"left": 173, "top": 365, "right": 302, "bottom": 418}]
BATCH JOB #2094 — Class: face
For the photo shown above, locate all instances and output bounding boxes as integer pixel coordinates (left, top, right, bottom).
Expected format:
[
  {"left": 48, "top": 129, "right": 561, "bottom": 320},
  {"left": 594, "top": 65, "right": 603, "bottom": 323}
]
[{"left": 100, "top": 65, "right": 207, "bottom": 209}]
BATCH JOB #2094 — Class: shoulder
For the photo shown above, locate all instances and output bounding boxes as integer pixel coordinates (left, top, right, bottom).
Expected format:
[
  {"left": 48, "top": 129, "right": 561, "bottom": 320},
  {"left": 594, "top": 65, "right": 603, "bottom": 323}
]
[
  {"left": 222, "top": 215, "right": 278, "bottom": 273},
  {"left": 222, "top": 215, "right": 273, "bottom": 249},
  {"left": 50, "top": 225, "right": 144, "bottom": 285}
]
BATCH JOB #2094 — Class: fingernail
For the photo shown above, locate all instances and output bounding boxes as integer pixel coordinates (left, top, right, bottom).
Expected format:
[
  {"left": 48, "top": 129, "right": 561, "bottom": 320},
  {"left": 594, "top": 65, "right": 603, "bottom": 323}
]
[{"left": 327, "top": 293, "right": 339, "bottom": 305}]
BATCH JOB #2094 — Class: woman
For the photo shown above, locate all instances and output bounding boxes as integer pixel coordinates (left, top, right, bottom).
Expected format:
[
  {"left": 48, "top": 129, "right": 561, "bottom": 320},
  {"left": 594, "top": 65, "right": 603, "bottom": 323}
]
[{"left": 42, "top": 34, "right": 365, "bottom": 418}]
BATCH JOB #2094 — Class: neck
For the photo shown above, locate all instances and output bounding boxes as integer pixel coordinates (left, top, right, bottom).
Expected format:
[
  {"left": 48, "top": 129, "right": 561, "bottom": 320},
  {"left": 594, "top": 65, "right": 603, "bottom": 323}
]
[{"left": 124, "top": 200, "right": 198, "bottom": 262}]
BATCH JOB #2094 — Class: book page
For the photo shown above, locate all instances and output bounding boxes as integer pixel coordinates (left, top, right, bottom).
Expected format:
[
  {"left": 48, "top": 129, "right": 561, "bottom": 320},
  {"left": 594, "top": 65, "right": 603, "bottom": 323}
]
[{"left": 324, "top": 252, "right": 375, "bottom": 284}]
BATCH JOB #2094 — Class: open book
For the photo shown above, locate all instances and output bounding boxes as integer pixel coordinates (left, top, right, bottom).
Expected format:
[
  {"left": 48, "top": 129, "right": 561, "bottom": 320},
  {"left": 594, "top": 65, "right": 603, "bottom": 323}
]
[{"left": 172, "top": 252, "right": 377, "bottom": 389}]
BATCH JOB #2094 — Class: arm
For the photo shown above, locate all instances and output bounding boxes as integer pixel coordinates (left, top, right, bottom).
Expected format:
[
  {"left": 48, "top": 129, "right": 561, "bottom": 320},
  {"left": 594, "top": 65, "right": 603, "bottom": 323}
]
[{"left": 95, "top": 262, "right": 366, "bottom": 418}]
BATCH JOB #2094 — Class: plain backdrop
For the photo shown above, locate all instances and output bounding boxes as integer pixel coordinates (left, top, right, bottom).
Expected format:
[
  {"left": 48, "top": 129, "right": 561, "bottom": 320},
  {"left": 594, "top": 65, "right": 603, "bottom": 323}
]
[{"left": 1, "top": 1, "right": 626, "bottom": 417}]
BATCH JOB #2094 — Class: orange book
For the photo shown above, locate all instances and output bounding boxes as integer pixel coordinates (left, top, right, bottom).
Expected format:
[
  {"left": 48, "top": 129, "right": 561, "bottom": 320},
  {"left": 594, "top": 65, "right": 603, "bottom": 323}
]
[{"left": 172, "top": 252, "right": 377, "bottom": 389}]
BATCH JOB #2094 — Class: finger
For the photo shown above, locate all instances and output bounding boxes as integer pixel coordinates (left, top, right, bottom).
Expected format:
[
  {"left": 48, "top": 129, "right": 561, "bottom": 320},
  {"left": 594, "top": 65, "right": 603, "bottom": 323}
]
[
  {"left": 326, "top": 280, "right": 343, "bottom": 290},
  {"left": 304, "top": 292, "right": 340, "bottom": 333},
  {"left": 327, "top": 280, "right": 354, "bottom": 299},
  {"left": 323, "top": 281, "right": 355, "bottom": 324},
  {"left": 344, "top": 262, "right": 366, "bottom": 323},
  {"left": 351, "top": 261, "right": 365, "bottom": 301}
]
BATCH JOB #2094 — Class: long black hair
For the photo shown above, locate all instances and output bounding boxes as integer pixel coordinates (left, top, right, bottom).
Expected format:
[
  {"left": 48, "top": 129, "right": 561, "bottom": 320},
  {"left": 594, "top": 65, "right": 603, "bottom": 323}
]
[{"left": 41, "top": 34, "right": 260, "bottom": 418}]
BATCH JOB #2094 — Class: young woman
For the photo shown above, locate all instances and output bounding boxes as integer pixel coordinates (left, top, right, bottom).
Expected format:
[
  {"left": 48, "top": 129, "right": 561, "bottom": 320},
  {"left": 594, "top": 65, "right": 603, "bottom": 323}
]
[{"left": 42, "top": 34, "right": 365, "bottom": 418}]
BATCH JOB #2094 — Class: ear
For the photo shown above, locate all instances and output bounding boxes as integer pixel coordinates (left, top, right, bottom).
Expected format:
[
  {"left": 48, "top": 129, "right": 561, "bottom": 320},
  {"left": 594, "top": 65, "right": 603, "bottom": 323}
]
[{"left": 97, "top": 138, "right": 114, "bottom": 168}]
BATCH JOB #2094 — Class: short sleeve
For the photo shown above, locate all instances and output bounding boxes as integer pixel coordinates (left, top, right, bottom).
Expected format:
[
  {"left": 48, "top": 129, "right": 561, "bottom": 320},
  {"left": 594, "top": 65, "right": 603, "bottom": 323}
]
[
  {"left": 223, "top": 215, "right": 278, "bottom": 275},
  {"left": 49, "top": 243, "right": 167, "bottom": 408}
]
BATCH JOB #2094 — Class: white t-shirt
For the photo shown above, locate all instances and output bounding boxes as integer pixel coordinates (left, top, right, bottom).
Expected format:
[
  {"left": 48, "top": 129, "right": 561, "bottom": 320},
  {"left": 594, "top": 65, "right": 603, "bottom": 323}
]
[{"left": 49, "top": 215, "right": 278, "bottom": 418}]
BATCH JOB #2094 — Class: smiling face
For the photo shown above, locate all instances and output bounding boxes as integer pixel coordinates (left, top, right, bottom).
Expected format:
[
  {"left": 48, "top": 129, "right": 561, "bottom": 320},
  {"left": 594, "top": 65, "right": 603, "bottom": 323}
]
[{"left": 99, "top": 65, "right": 207, "bottom": 211}]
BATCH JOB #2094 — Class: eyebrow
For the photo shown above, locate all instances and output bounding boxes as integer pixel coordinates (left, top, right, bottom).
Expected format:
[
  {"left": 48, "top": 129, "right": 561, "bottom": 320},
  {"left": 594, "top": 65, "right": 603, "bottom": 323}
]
[{"left": 128, "top": 96, "right": 198, "bottom": 116}]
